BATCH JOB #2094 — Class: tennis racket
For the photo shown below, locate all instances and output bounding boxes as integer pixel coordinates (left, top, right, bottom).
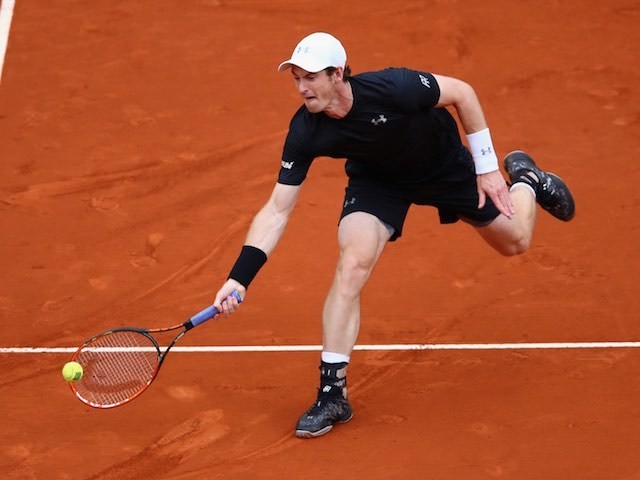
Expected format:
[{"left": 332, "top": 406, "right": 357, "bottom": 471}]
[{"left": 68, "top": 291, "right": 242, "bottom": 409}]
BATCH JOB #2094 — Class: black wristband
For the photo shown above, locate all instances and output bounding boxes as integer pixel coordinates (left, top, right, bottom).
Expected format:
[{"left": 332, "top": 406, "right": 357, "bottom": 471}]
[{"left": 228, "top": 245, "right": 268, "bottom": 289}]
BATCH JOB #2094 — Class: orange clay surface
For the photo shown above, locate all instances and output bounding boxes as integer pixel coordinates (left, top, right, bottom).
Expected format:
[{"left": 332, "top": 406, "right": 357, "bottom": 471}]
[{"left": 1, "top": 1, "right": 639, "bottom": 479}]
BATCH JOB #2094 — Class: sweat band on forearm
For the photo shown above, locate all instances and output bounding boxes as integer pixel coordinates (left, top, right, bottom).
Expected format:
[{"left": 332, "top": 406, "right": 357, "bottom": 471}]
[
  {"left": 466, "top": 128, "right": 500, "bottom": 174},
  {"left": 228, "top": 245, "right": 268, "bottom": 288}
]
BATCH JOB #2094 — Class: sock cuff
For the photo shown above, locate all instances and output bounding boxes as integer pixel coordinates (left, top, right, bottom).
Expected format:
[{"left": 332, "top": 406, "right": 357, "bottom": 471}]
[
  {"left": 510, "top": 181, "right": 536, "bottom": 198},
  {"left": 321, "top": 351, "right": 351, "bottom": 364}
]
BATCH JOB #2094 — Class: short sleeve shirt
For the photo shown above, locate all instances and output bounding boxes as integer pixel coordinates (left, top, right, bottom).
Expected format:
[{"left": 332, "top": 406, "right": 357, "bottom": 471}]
[{"left": 278, "top": 68, "right": 465, "bottom": 186}]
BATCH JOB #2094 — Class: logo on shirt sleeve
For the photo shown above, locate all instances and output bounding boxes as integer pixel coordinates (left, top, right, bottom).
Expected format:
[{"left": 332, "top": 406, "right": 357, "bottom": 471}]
[
  {"left": 419, "top": 74, "right": 431, "bottom": 88},
  {"left": 343, "top": 196, "right": 356, "bottom": 208},
  {"left": 281, "top": 160, "right": 294, "bottom": 169}
]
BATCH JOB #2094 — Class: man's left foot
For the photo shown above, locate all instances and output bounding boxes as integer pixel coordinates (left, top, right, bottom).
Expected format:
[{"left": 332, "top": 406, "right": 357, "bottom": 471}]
[{"left": 295, "top": 389, "right": 353, "bottom": 438}]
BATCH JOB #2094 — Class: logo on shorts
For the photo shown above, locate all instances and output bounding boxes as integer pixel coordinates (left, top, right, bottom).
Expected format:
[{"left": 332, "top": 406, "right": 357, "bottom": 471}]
[
  {"left": 281, "top": 160, "right": 294, "bottom": 169},
  {"left": 371, "top": 114, "right": 387, "bottom": 126},
  {"left": 344, "top": 196, "right": 356, "bottom": 207},
  {"left": 419, "top": 74, "right": 431, "bottom": 88}
]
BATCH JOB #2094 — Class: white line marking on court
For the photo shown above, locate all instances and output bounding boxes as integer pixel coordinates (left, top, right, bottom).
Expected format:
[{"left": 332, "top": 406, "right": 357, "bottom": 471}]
[
  {"left": 2, "top": 342, "right": 640, "bottom": 354},
  {"left": 0, "top": 0, "right": 16, "bottom": 84}
]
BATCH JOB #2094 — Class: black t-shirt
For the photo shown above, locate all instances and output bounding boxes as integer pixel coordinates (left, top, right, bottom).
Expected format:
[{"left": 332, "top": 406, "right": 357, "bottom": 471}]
[{"left": 278, "top": 67, "right": 466, "bottom": 186}]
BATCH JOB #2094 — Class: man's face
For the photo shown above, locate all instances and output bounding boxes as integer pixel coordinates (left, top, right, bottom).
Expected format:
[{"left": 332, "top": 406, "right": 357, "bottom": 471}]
[{"left": 291, "top": 66, "right": 339, "bottom": 113}]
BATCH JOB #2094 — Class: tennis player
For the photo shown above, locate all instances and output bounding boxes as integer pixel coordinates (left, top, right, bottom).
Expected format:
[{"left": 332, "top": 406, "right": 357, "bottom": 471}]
[{"left": 213, "top": 32, "right": 575, "bottom": 438}]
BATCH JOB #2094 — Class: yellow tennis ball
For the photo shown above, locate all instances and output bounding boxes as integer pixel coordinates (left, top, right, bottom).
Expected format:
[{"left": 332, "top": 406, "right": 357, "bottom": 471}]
[{"left": 62, "top": 361, "right": 83, "bottom": 382}]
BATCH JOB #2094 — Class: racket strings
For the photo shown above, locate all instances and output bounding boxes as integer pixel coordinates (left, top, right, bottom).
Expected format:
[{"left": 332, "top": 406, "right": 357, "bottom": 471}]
[{"left": 73, "top": 330, "right": 160, "bottom": 407}]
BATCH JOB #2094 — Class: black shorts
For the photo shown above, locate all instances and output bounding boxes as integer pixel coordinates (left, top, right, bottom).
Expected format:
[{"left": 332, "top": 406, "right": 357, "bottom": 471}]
[{"left": 339, "top": 150, "right": 501, "bottom": 241}]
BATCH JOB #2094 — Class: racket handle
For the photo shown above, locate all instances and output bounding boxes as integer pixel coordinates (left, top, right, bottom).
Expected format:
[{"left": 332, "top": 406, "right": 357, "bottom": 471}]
[{"left": 188, "top": 291, "right": 243, "bottom": 328}]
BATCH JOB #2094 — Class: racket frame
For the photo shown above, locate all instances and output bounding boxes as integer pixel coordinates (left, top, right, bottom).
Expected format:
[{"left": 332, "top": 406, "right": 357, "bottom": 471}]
[{"left": 68, "top": 292, "right": 241, "bottom": 408}]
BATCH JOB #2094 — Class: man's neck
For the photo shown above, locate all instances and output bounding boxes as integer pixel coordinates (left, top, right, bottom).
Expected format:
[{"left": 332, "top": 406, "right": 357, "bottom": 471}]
[{"left": 324, "top": 81, "right": 353, "bottom": 119}]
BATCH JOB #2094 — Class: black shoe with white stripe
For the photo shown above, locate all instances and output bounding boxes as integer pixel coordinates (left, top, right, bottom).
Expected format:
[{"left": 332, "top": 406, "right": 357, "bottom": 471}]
[
  {"left": 295, "top": 387, "right": 353, "bottom": 438},
  {"left": 504, "top": 150, "right": 576, "bottom": 221}
]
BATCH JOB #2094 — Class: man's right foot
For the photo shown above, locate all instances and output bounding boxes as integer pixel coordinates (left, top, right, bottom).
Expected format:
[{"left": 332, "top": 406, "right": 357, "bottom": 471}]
[
  {"left": 295, "top": 389, "right": 353, "bottom": 438},
  {"left": 503, "top": 150, "right": 576, "bottom": 221}
]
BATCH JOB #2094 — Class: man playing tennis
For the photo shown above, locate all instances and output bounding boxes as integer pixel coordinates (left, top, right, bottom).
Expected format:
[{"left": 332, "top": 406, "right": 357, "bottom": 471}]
[{"left": 213, "top": 32, "right": 575, "bottom": 438}]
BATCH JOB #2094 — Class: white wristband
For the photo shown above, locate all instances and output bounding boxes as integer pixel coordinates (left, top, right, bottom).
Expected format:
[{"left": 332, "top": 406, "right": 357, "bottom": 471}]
[{"left": 466, "top": 128, "right": 499, "bottom": 174}]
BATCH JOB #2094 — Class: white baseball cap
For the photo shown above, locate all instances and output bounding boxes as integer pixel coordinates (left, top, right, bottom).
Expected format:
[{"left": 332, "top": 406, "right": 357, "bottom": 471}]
[{"left": 278, "top": 32, "right": 347, "bottom": 73}]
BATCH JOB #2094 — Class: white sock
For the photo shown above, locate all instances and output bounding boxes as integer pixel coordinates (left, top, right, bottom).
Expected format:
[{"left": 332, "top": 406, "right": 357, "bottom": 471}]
[
  {"left": 510, "top": 182, "right": 536, "bottom": 199},
  {"left": 321, "top": 351, "right": 351, "bottom": 364}
]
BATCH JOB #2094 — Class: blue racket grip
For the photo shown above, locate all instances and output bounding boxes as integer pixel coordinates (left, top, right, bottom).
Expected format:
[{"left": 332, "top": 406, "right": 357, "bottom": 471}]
[{"left": 188, "top": 291, "right": 243, "bottom": 328}]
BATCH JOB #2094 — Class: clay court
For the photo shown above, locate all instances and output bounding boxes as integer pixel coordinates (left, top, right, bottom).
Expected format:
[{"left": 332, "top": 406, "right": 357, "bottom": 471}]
[{"left": 1, "top": 0, "right": 639, "bottom": 478}]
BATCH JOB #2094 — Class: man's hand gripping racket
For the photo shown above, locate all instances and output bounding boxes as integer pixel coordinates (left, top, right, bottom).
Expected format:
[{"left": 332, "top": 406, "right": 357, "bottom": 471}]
[{"left": 67, "top": 291, "right": 242, "bottom": 409}]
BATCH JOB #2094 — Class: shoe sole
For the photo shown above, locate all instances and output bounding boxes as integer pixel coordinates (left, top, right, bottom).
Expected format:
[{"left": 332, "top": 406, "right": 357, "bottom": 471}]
[
  {"left": 503, "top": 150, "right": 540, "bottom": 176},
  {"left": 294, "top": 412, "right": 354, "bottom": 439}
]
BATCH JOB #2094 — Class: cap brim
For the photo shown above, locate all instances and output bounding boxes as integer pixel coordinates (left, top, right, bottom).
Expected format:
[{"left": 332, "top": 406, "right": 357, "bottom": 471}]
[
  {"left": 277, "top": 59, "right": 330, "bottom": 73},
  {"left": 277, "top": 60, "right": 294, "bottom": 72}
]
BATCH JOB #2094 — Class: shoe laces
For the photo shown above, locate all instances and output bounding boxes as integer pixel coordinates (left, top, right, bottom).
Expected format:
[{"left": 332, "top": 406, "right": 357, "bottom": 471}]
[
  {"left": 306, "top": 390, "right": 345, "bottom": 413},
  {"left": 538, "top": 175, "right": 558, "bottom": 200}
]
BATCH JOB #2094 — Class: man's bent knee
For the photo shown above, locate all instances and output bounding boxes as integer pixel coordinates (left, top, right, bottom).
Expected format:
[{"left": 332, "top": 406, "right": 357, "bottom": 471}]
[
  {"left": 492, "top": 232, "right": 531, "bottom": 256},
  {"left": 476, "top": 216, "right": 532, "bottom": 256}
]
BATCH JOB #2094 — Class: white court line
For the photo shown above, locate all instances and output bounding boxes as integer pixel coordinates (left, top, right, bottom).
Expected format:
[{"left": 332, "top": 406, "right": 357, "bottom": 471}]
[
  {"left": 0, "top": 0, "right": 16, "bottom": 84},
  {"left": 2, "top": 342, "right": 640, "bottom": 354}
]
